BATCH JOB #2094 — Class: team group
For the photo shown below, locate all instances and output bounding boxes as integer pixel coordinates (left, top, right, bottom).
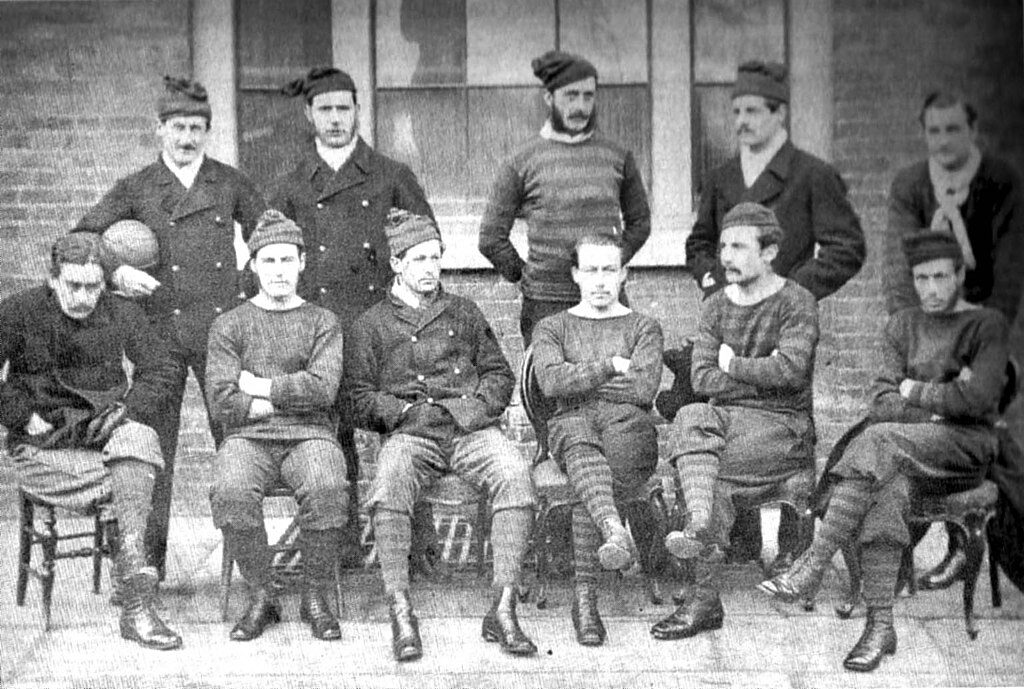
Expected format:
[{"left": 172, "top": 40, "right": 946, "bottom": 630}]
[{"left": 1, "top": 49, "right": 1020, "bottom": 674}]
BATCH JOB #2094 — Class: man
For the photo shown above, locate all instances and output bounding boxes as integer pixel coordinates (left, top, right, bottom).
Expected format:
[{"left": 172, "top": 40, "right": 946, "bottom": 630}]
[
  {"left": 883, "top": 92, "right": 1023, "bottom": 590},
  {"left": 73, "top": 76, "right": 267, "bottom": 581},
  {"left": 531, "top": 234, "right": 663, "bottom": 646},
  {"left": 272, "top": 67, "right": 437, "bottom": 570},
  {"left": 206, "top": 210, "right": 348, "bottom": 642},
  {"left": 761, "top": 232, "right": 1009, "bottom": 673},
  {"left": 478, "top": 50, "right": 651, "bottom": 345},
  {"left": 0, "top": 234, "right": 182, "bottom": 650},
  {"left": 346, "top": 210, "right": 537, "bottom": 661},
  {"left": 683, "top": 60, "right": 864, "bottom": 572},
  {"left": 651, "top": 203, "right": 819, "bottom": 642}
]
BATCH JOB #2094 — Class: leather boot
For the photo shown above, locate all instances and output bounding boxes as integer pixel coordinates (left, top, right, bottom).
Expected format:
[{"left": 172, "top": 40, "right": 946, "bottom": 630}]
[
  {"left": 757, "top": 548, "right": 830, "bottom": 603},
  {"left": 650, "top": 585, "right": 724, "bottom": 640},
  {"left": 388, "top": 590, "right": 422, "bottom": 662},
  {"left": 843, "top": 608, "right": 897, "bottom": 672},
  {"left": 570, "top": 582, "right": 606, "bottom": 646},
  {"left": 230, "top": 586, "right": 282, "bottom": 641},
  {"left": 300, "top": 585, "right": 341, "bottom": 641},
  {"left": 918, "top": 532, "right": 967, "bottom": 591},
  {"left": 119, "top": 573, "right": 183, "bottom": 650},
  {"left": 482, "top": 585, "right": 537, "bottom": 656},
  {"left": 598, "top": 518, "right": 636, "bottom": 571}
]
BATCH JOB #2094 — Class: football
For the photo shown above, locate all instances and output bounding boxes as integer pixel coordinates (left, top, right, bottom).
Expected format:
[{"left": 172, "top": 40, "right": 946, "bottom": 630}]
[{"left": 103, "top": 220, "right": 159, "bottom": 269}]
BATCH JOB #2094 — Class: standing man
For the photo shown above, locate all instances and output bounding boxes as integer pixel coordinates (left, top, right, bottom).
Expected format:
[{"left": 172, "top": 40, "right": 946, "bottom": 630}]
[
  {"left": 207, "top": 211, "right": 348, "bottom": 642},
  {"left": 347, "top": 210, "right": 537, "bottom": 662},
  {"left": 73, "top": 76, "right": 267, "bottom": 582},
  {"left": 478, "top": 50, "right": 651, "bottom": 345},
  {"left": 684, "top": 61, "right": 865, "bottom": 572},
  {"left": 271, "top": 67, "right": 437, "bottom": 569},
  {"left": 651, "top": 203, "right": 819, "bottom": 642},
  {"left": 1, "top": 234, "right": 182, "bottom": 650},
  {"left": 531, "top": 234, "right": 663, "bottom": 646},
  {"left": 883, "top": 91, "right": 1023, "bottom": 590}
]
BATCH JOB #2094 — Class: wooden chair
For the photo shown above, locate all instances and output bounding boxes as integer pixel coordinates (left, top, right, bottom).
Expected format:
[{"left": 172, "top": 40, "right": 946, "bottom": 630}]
[
  {"left": 519, "top": 346, "right": 666, "bottom": 608},
  {"left": 16, "top": 489, "right": 112, "bottom": 630}
]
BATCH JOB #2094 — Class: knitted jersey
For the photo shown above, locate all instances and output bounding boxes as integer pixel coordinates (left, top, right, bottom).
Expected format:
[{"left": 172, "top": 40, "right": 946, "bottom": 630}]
[
  {"left": 692, "top": 279, "right": 819, "bottom": 413},
  {"left": 478, "top": 133, "right": 650, "bottom": 302},
  {"left": 531, "top": 310, "right": 664, "bottom": 412},
  {"left": 205, "top": 300, "right": 343, "bottom": 442}
]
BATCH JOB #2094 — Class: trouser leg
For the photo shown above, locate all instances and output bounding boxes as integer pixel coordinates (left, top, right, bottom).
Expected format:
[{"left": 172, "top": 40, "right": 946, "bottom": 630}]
[
  {"left": 374, "top": 509, "right": 412, "bottom": 594},
  {"left": 490, "top": 507, "right": 533, "bottom": 588}
]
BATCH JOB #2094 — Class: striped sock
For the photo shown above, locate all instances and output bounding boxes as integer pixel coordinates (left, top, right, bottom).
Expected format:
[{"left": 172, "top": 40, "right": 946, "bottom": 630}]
[
  {"left": 373, "top": 508, "right": 411, "bottom": 593},
  {"left": 861, "top": 542, "right": 902, "bottom": 610},
  {"left": 490, "top": 507, "right": 532, "bottom": 587},
  {"left": 676, "top": 452, "right": 718, "bottom": 528},
  {"left": 563, "top": 444, "right": 619, "bottom": 526},
  {"left": 572, "top": 504, "right": 602, "bottom": 583},
  {"left": 814, "top": 477, "right": 873, "bottom": 561}
]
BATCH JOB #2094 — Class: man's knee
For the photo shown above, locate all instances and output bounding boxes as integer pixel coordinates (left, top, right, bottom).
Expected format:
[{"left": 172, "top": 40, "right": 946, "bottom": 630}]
[
  {"left": 210, "top": 481, "right": 265, "bottom": 530},
  {"left": 365, "top": 436, "right": 422, "bottom": 515},
  {"left": 486, "top": 447, "right": 536, "bottom": 511}
]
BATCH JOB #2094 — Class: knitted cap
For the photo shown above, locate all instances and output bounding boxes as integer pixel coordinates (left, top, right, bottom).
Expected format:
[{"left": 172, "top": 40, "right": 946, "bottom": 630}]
[
  {"left": 247, "top": 210, "right": 305, "bottom": 255},
  {"left": 722, "top": 202, "right": 781, "bottom": 232},
  {"left": 731, "top": 61, "right": 789, "bottom": 103},
  {"left": 531, "top": 50, "right": 598, "bottom": 92},
  {"left": 384, "top": 208, "right": 441, "bottom": 258},
  {"left": 282, "top": 67, "right": 357, "bottom": 101},
  {"left": 903, "top": 231, "right": 963, "bottom": 268},
  {"left": 157, "top": 76, "right": 212, "bottom": 121}
]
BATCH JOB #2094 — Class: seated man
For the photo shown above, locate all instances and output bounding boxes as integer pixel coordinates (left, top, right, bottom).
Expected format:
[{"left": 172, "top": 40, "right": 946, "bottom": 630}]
[
  {"left": 531, "top": 234, "right": 663, "bottom": 646},
  {"left": 760, "top": 232, "right": 1009, "bottom": 673},
  {"left": 651, "top": 203, "right": 819, "bottom": 641},
  {"left": 346, "top": 210, "right": 537, "bottom": 662},
  {"left": 207, "top": 210, "right": 348, "bottom": 642},
  {"left": 0, "top": 234, "right": 182, "bottom": 650}
]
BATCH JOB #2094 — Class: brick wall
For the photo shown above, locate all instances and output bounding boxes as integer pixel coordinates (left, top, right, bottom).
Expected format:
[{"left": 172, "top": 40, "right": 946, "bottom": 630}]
[{"left": 0, "top": 1, "right": 190, "bottom": 301}]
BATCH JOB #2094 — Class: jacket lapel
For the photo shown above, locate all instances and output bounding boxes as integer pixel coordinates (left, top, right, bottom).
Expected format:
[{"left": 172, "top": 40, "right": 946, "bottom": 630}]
[
  {"left": 316, "top": 138, "right": 372, "bottom": 203},
  {"left": 171, "top": 157, "right": 219, "bottom": 221},
  {"left": 742, "top": 142, "right": 794, "bottom": 205}
]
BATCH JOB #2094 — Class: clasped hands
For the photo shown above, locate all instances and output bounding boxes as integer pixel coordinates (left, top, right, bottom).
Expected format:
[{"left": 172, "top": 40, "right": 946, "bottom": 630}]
[{"left": 239, "top": 370, "right": 274, "bottom": 419}]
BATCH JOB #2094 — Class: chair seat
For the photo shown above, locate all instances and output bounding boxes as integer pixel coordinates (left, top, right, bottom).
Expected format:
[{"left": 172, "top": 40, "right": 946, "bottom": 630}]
[{"left": 912, "top": 480, "right": 999, "bottom": 520}]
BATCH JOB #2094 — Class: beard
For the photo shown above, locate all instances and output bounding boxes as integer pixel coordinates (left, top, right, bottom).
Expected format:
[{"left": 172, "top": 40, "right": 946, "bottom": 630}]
[{"left": 550, "top": 103, "right": 597, "bottom": 135}]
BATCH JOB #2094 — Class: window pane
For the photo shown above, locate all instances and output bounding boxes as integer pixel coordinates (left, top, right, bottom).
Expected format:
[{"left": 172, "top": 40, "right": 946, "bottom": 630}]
[
  {"left": 466, "top": 0, "right": 555, "bottom": 85},
  {"left": 375, "top": 89, "right": 468, "bottom": 216},
  {"left": 467, "top": 87, "right": 548, "bottom": 210},
  {"left": 559, "top": 0, "right": 648, "bottom": 83},
  {"left": 238, "top": 92, "right": 312, "bottom": 193},
  {"left": 692, "top": 85, "right": 735, "bottom": 202},
  {"left": 376, "top": 0, "right": 467, "bottom": 87},
  {"left": 237, "top": 0, "right": 332, "bottom": 89},
  {"left": 693, "top": 0, "right": 785, "bottom": 83}
]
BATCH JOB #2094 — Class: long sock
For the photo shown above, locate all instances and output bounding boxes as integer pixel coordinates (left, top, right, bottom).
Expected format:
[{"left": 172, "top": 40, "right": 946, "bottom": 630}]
[
  {"left": 373, "top": 508, "right": 412, "bottom": 593},
  {"left": 227, "top": 525, "right": 272, "bottom": 589},
  {"left": 302, "top": 528, "right": 342, "bottom": 586},
  {"left": 813, "top": 477, "right": 874, "bottom": 561},
  {"left": 107, "top": 459, "right": 155, "bottom": 539},
  {"left": 677, "top": 452, "right": 717, "bottom": 527},
  {"left": 571, "top": 504, "right": 601, "bottom": 584},
  {"left": 861, "top": 542, "right": 902, "bottom": 610},
  {"left": 563, "top": 444, "right": 619, "bottom": 526},
  {"left": 490, "top": 507, "right": 532, "bottom": 587}
]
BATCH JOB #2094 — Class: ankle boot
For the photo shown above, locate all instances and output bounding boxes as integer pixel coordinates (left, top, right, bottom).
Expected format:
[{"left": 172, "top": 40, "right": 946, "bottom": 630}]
[
  {"left": 482, "top": 585, "right": 537, "bottom": 656},
  {"left": 388, "top": 590, "right": 422, "bottom": 662},
  {"left": 230, "top": 585, "right": 282, "bottom": 641},
  {"left": 598, "top": 518, "right": 636, "bottom": 571},
  {"left": 843, "top": 608, "right": 897, "bottom": 672},
  {"left": 300, "top": 585, "right": 341, "bottom": 641},
  {"left": 119, "top": 573, "right": 183, "bottom": 650},
  {"left": 757, "top": 548, "right": 830, "bottom": 603},
  {"left": 650, "top": 585, "right": 724, "bottom": 640},
  {"left": 571, "top": 582, "right": 606, "bottom": 646}
]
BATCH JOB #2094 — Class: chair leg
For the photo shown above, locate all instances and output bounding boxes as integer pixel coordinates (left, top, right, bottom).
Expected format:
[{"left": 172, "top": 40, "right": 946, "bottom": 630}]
[
  {"left": 475, "top": 498, "right": 490, "bottom": 578},
  {"left": 836, "top": 542, "right": 863, "bottom": 620},
  {"left": 960, "top": 516, "right": 987, "bottom": 640},
  {"left": 796, "top": 509, "right": 816, "bottom": 612},
  {"left": 92, "top": 514, "right": 104, "bottom": 594},
  {"left": 988, "top": 530, "right": 1002, "bottom": 609},
  {"left": 16, "top": 493, "right": 33, "bottom": 607},
  {"left": 220, "top": 530, "right": 234, "bottom": 622},
  {"left": 40, "top": 505, "right": 57, "bottom": 632},
  {"left": 533, "top": 502, "right": 554, "bottom": 609}
]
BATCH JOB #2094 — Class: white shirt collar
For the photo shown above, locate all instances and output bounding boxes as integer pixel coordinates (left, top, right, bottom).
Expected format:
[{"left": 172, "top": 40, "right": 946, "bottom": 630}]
[
  {"left": 316, "top": 136, "right": 359, "bottom": 172},
  {"left": 539, "top": 120, "right": 594, "bottom": 145},
  {"left": 740, "top": 129, "right": 788, "bottom": 188},
  {"left": 161, "top": 152, "right": 204, "bottom": 189}
]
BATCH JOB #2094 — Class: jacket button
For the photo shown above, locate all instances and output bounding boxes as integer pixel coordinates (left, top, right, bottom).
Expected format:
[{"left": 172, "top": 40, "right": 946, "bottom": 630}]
[
  {"left": 237, "top": 291, "right": 246, "bottom": 300},
  {"left": 214, "top": 307, "right": 223, "bottom": 314},
  {"left": 215, "top": 261, "right": 223, "bottom": 269},
  {"left": 361, "top": 199, "right": 369, "bottom": 208},
  {"left": 172, "top": 308, "right": 181, "bottom": 316},
  {"left": 461, "top": 394, "right": 468, "bottom": 400},
  {"left": 453, "top": 367, "right": 460, "bottom": 374},
  {"left": 448, "top": 329, "right": 454, "bottom": 337},
  {"left": 411, "top": 335, "right": 417, "bottom": 342},
  {"left": 317, "top": 203, "right": 324, "bottom": 210},
  {"left": 169, "top": 221, "right": 176, "bottom": 227},
  {"left": 215, "top": 215, "right": 223, "bottom": 223},
  {"left": 319, "top": 245, "right": 327, "bottom": 252},
  {"left": 417, "top": 374, "right": 425, "bottom": 382},
  {"left": 368, "top": 285, "right": 375, "bottom": 292},
  {"left": 362, "top": 242, "right": 371, "bottom": 249},
  {"left": 319, "top": 287, "right": 328, "bottom": 294},
  {"left": 426, "top": 397, "right": 434, "bottom": 404},
  {"left": 171, "top": 265, "right": 180, "bottom": 272}
]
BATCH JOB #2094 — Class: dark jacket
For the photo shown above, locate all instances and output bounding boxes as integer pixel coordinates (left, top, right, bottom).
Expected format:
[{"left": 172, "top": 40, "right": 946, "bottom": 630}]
[
  {"left": 884, "top": 154, "right": 1024, "bottom": 323},
  {"left": 345, "top": 286, "right": 514, "bottom": 440},
  {"left": 686, "top": 141, "right": 865, "bottom": 301},
  {"left": 0, "top": 286, "right": 179, "bottom": 448},
  {"left": 269, "top": 139, "right": 433, "bottom": 326},
  {"left": 73, "top": 156, "right": 267, "bottom": 353}
]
